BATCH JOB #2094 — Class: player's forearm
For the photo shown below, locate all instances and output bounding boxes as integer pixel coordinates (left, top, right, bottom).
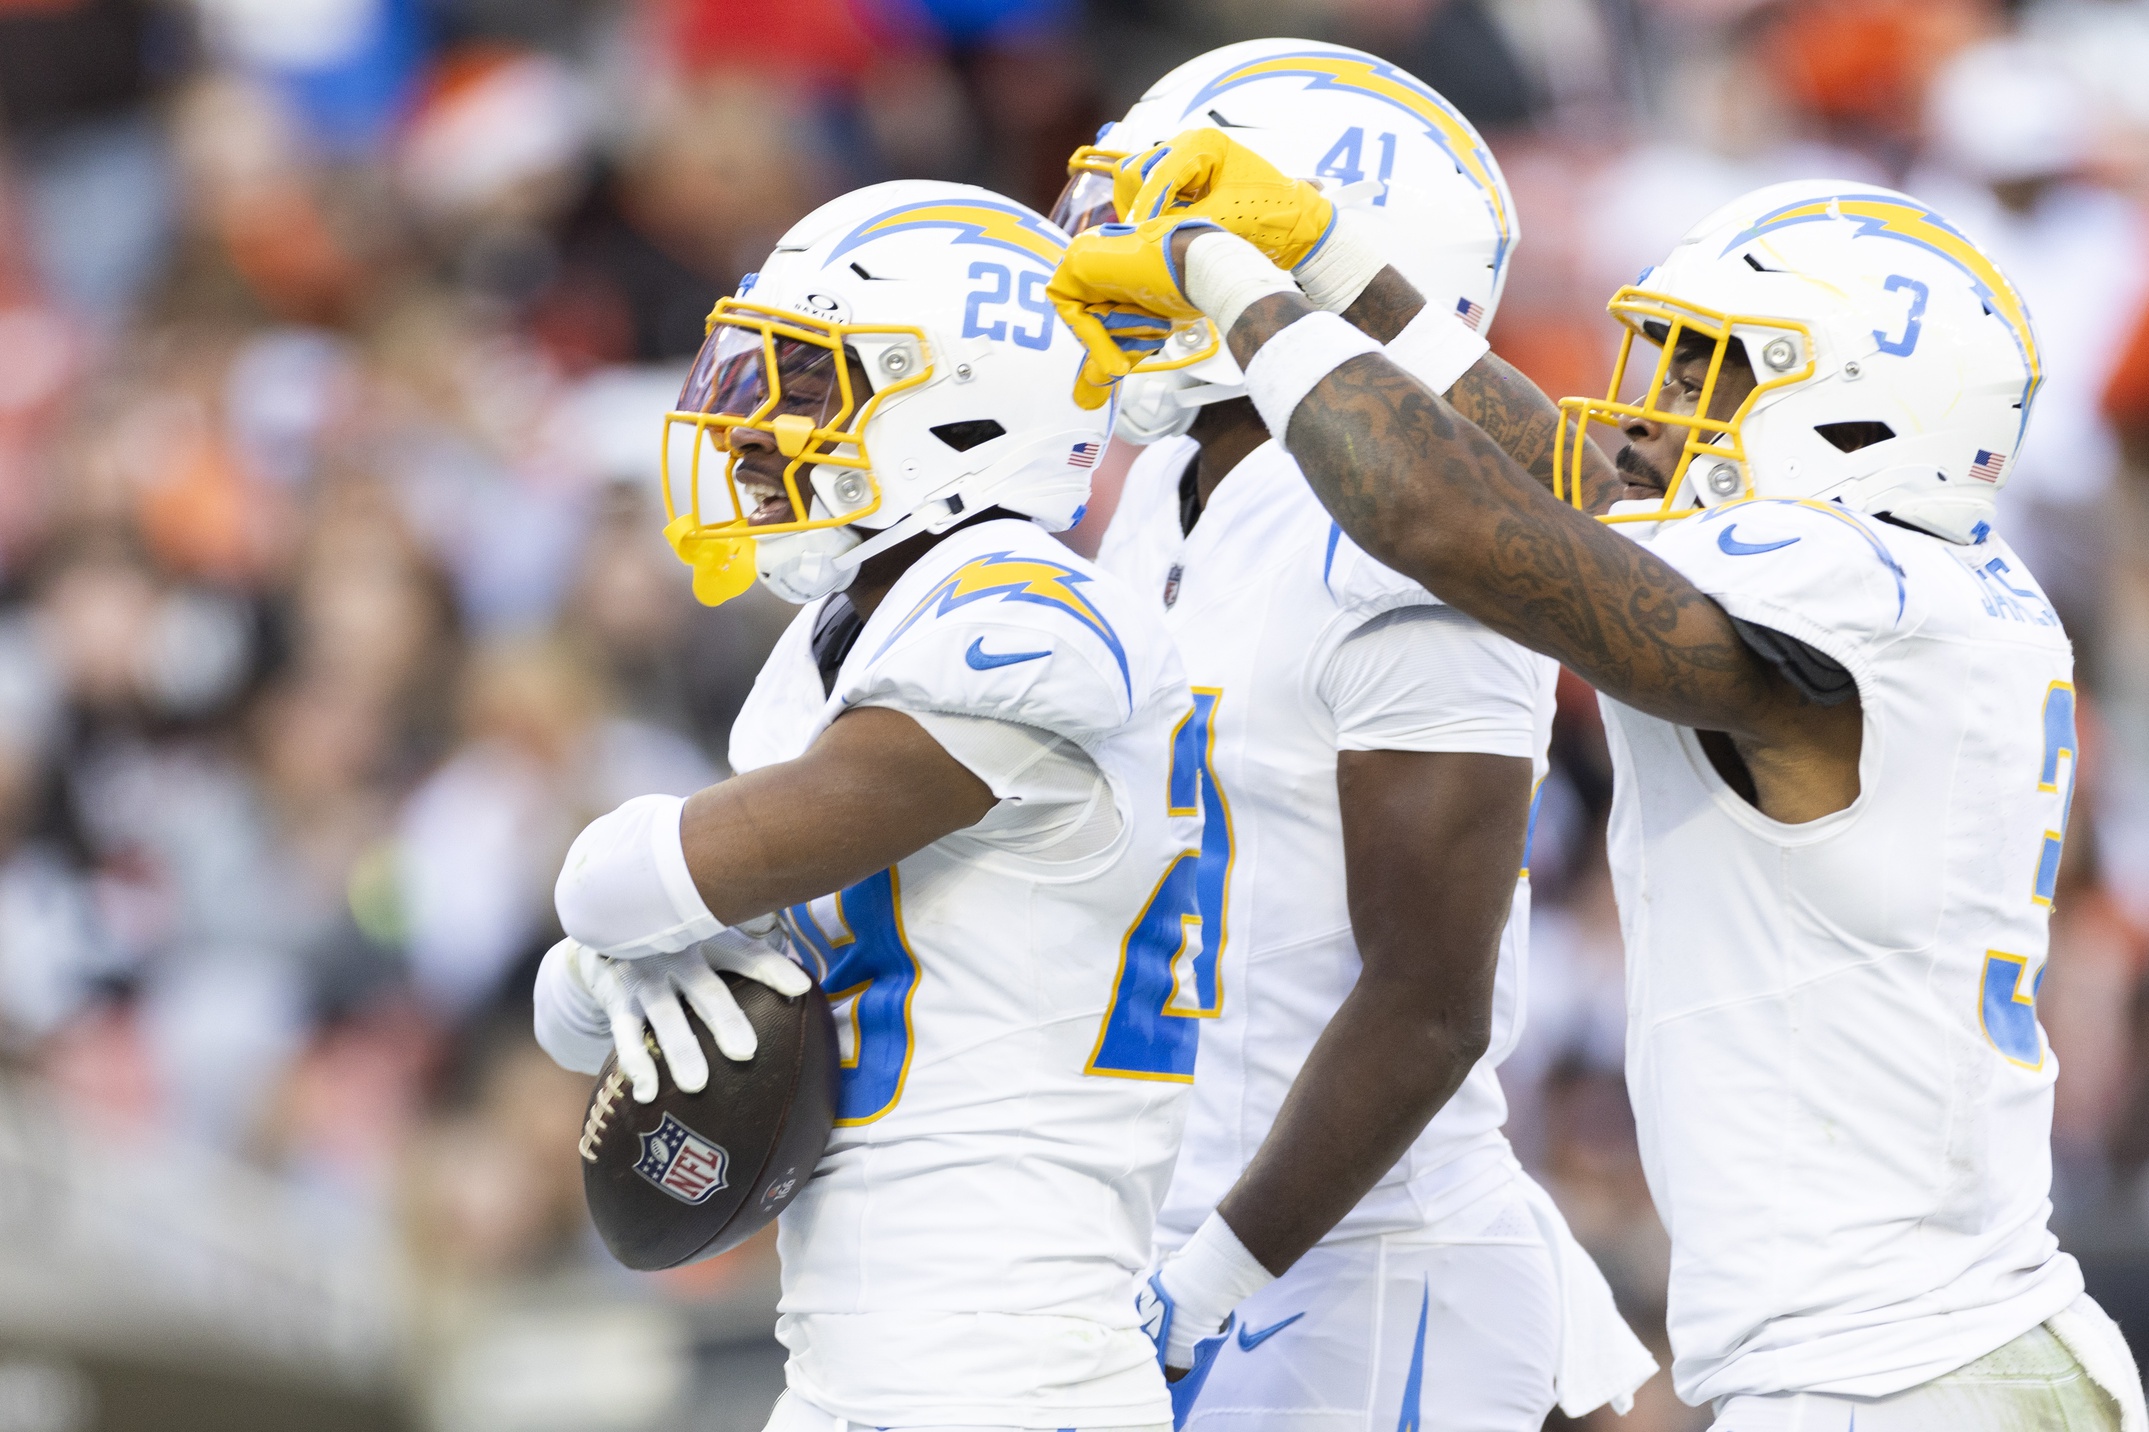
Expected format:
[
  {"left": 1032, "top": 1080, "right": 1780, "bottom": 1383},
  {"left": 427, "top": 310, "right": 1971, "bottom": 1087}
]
[
  {"left": 1216, "top": 980, "right": 1489, "bottom": 1274},
  {"left": 1223, "top": 292, "right": 1779, "bottom": 735},
  {"left": 1337, "top": 265, "right": 1423, "bottom": 343},
  {"left": 1446, "top": 350, "right": 1621, "bottom": 510},
  {"left": 1335, "top": 272, "right": 1616, "bottom": 509},
  {"left": 1215, "top": 748, "right": 1525, "bottom": 1274},
  {"left": 681, "top": 708, "right": 995, "bottom": 923}
]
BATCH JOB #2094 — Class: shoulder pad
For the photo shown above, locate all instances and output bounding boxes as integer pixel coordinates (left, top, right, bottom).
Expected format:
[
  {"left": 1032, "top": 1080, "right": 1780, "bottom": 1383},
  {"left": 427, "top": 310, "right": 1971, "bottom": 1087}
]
[
  {"left": 728, "top": 601, "right": 827, "bottom": 773},
  {"left": 842, "top": 533, "right": 1163, "bottom": 743},
  {"left": 1652, "top": 499, "right": 1911, "bottom": 664},
  {"left": 1318, "top": 520, "right": 1444, "bottom": 621}
]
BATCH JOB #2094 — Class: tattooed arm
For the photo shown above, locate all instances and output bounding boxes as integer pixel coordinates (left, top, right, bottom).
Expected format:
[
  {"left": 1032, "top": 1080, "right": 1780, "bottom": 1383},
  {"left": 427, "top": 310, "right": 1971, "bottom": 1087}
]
[
  {"left": 1221, "top": 284, "right": 1860, "bottom": 819},
  {"left": 1339, "top": 267, "right": 1621, "bottom": 512}
]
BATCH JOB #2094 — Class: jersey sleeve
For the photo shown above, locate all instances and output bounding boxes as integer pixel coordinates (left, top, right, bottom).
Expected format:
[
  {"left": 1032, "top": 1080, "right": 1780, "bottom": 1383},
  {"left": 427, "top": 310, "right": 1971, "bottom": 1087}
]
[
  {"left": 879, "top": 710, "right": 1121, "bottom": 860},
  {"left": 1647, "top": 500, "right": 1913, "bottom": 678},
  {"left": 1318, "top": 519, "right": 1445, "bottom": 622},
  {"left": 838, "top": 554, "right": 1141, "bottom": 748},
  {"left": 727, "top": 600, "right": 828, "bottom": 774},
  {"left": 1317, "top": 605, "right": 1544, "bottom": 757}
]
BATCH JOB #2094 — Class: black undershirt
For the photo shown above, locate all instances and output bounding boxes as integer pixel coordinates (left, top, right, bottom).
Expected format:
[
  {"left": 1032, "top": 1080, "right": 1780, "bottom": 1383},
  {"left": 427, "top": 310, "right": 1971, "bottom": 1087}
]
[
  {"left": 810, "top": 594, "right": 864, "bottom": 698},
  {"left": 1731, "top": 619, "right": 1854, "bottom": 707},
  {"left": 1177, "top": 451, "right": 1203, "bottom": 537}
]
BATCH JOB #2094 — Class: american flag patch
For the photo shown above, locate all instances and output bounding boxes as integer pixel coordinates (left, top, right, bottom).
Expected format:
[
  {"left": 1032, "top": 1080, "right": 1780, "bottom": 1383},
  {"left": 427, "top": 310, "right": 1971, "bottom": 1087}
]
[
  {"left": 1068, "top": 440, "right": 1101, "bottom": 469},
  {"left": 1968, "top": 449, "right": 2006, "bottom": 483},
  {"left": 1455, "top": 297, "right": 1487, "bottom": 332}
]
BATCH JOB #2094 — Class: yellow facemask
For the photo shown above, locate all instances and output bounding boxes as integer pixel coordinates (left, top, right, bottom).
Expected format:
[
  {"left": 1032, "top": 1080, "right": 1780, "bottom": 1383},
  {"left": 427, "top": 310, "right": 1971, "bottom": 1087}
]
[
  {"left": 1554, "top": 287, "right": 1813, "bottom": 525},
  {"left": 661, "top": 297, "right": 933, "bottom": 604}
]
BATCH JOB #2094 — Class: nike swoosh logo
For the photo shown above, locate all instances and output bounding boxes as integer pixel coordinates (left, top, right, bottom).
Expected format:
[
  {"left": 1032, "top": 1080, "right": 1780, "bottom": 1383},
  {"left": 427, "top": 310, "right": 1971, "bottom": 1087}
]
[
  {"left": 1236, "top": 1312, "right": 1303, "bottom": 1352},
  {"left": 964, "top": 637, "right": 1051, "bottom": 670},
  {"left": 1717, "top": 525, "right": 1801, "bottom": 557}
]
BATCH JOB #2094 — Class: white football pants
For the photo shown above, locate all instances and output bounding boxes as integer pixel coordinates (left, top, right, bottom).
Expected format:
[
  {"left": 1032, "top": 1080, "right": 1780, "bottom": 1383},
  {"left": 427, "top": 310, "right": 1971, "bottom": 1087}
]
[
  {"left": 1172, "top": 1180, "right": 1572, "bottom": 1432},
  {"left": 762, "top": 1390, "right": 1169, "bottom": 1432},
  {"left": 1709, "top": 1294, "right": 2146, "bottom": 1432}
]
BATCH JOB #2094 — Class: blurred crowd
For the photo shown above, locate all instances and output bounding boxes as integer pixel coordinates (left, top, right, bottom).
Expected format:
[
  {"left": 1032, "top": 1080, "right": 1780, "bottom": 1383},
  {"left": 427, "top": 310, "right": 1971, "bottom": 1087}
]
[{"left": 3, "top": 0, "right": 2149, "bottom": 1427}]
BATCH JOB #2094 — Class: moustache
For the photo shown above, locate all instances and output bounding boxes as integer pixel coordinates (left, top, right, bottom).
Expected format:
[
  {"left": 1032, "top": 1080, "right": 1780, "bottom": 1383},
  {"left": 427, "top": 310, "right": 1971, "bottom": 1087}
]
[{"left": 1614, "top": 444, "right": 1668, "bottom": 491}]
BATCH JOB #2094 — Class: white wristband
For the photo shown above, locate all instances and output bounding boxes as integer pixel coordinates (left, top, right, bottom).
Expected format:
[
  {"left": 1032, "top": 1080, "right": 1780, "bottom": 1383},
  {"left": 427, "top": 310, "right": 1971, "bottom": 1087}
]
[
  {"left": 1241, "top": 310, "right": 1384, "bottom": 441},
  {"left": 554, "top": 793, "right": 724, "bottom": 960},
  {"left": 1159, "top": 1211, "right": 1276, "bottom": 1365},
  {"left": 1386, "top": 301, "right": 1491, "bottom": 398},
  {"left": 1182, "top": 228, "right": 1302, "bottom": 341},
  {"left": 1292, "top": 208, "right": 1387, "bottom": 314}
]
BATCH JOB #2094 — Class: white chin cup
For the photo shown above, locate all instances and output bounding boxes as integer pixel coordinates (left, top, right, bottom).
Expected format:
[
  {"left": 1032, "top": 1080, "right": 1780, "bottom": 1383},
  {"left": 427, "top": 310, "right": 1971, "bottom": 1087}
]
[
  {"left": 757, "top": 525, "right": 861, "bottom": 603},
  {"left": 1114, "top": 370, "right": 1202, "bottom": 444},
  {"left": 1112, "top": 361, "right": 1253, "bottom": 446}
]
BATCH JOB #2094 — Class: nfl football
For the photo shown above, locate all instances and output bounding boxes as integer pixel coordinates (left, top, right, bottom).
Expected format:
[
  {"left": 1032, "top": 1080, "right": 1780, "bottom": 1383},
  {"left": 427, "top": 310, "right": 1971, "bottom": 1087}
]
[{"left": 578, "top": 970, "right": 837, "bottom": 1270}]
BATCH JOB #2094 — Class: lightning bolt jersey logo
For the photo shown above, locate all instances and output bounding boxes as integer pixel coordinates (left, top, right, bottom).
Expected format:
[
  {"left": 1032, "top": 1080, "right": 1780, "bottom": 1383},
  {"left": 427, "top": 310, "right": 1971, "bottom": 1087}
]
[
  {"left": 825, "top": 200, "right": 1068, "bottom": 271},
  {"left": 1178, "top": 49, "right": 1513, "bottom": 280},
  {"left": 1719, "top": 193, "right": 2041, "bottom": 425},
  {"left": 876, "top": 552, "right": 1130, "bottom": 699}
]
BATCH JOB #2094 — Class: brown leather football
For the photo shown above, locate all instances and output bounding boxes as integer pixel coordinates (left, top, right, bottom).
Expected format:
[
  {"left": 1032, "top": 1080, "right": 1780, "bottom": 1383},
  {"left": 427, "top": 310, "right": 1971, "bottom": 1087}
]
[{"left": 578, "top": 971, "right": 837, "bottom": 1270}]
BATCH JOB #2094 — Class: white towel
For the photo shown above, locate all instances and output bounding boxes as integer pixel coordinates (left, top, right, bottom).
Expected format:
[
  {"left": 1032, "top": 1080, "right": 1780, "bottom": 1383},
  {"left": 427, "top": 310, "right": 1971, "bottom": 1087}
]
[
  {"left": 2048, "top": 1292, "right": 2147, "bottom": 1432},
  {"left": 1515, "top": 1168, "right": 1661, "bottom": 1417}
]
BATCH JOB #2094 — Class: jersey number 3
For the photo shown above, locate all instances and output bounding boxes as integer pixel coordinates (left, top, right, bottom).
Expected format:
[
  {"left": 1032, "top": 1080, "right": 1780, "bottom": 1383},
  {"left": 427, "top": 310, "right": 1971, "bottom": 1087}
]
[
  {"left": 1980, "top": 680, "right": 2075, "bottom": 1070},
  {"left": 1087, "top": 688, "right": 1234, "bottom": 1081}
]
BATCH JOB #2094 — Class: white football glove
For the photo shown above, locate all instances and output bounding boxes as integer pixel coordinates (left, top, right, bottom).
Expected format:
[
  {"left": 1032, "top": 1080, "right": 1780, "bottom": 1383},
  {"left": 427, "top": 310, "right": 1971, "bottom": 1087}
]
[
  {"left": 532, "top": 923, "right": 812, "bottom": 1103},
  {"left": 1135, "top": 1212, "right": 1276, "bottom": 1373}
]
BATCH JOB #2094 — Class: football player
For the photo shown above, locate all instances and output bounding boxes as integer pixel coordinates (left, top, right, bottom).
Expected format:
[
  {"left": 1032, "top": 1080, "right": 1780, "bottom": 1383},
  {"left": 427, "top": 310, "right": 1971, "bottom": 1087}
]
[
  {"left": 1051, "top": 147, "right": 2149, "bottom": 1430},
  {"left": 1047, "top": 42, "right": 1652, "bottom": 1431},
  {"left": 533, "top": 180, "right": 1202, "bottom": 1432}
]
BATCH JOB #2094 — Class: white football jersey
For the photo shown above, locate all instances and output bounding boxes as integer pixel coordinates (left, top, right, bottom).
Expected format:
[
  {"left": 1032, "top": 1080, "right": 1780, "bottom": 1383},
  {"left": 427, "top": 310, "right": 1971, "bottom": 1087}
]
[
  {"left": 728, "top": 518, "right": 1198, "bottom": 1427},
  {"left": 1095, "top": 436, "right": 1558, "bottom": 1249},
  {"left": 1601, "top": 499, "right": 2084, "bottom": 1405}
]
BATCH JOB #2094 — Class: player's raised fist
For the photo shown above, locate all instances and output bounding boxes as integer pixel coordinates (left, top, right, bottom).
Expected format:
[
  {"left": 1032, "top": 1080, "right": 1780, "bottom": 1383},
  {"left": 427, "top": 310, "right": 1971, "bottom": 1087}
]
[
  {"left": 1048, "top": 216, "right": 1217, "bottom": 405},
  {"left": 1122, "top": 128, "right": 1337, "bottom": 273}
]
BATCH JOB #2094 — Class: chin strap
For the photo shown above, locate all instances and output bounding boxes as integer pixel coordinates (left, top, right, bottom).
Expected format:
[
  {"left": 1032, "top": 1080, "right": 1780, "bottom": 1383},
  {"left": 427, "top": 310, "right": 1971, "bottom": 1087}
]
[{"left": 835, "top": 496, "right": 964, "bottom": 573}]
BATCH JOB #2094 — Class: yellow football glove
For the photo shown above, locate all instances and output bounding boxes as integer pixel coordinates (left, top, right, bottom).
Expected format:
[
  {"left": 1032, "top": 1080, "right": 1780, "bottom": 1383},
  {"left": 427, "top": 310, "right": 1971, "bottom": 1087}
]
[
  {"left": 1120, "top": 127, "right": 1336, "bottom": 273},
  {"left": 1047, "top": 216, "right": 1217, "bottom": 409}
]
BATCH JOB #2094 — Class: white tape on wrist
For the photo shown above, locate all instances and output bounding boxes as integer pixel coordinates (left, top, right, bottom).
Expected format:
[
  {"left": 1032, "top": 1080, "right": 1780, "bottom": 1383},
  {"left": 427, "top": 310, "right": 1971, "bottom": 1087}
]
[
  {"left": 1386, "top": 302, "right": 1491, "bottom": 398},
  {"left": 1292, "top": 208, "right": 1387, "bottom": 314},
  {"left": 1241, "top": 310, "right": 1384, "bottom": 441},
  {"left": 555, "top": 793, "right": 724, "bottom": 960},
  {"left": 1163, "top": 1211, "right": 1276, "bottom": 1360},
  {"left": 1182, "top": 229, "right": 1301, "bottom": 340}
]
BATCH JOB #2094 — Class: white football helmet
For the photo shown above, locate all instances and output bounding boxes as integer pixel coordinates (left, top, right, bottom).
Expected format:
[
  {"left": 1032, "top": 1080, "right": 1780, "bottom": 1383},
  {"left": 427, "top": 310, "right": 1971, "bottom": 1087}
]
[
  {"left": 661, "top": 180, "right": 1106, "bottom": 605},
  {"left": 1556, "top": 180, "right": 2040, "bottom": 545},
  {"left": 1049, "top": 39, "right": 1518, "bottom": 444}
]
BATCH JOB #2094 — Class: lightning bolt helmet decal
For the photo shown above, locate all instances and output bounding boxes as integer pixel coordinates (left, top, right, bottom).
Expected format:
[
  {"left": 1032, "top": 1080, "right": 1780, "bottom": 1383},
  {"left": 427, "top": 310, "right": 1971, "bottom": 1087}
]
[
  {"left": 825, "top": 200, "right": 1069, "bottom": 271},
  {"left": 1720, "top": 193, "right": 2041, "bottom": 422}
]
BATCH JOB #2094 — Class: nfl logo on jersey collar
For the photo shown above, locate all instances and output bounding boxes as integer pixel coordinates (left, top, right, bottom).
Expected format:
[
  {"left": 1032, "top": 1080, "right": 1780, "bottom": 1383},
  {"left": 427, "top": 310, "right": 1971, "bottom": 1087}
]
[{"left": 634, "top": 1111, "right": 732, "bottom": 1205}]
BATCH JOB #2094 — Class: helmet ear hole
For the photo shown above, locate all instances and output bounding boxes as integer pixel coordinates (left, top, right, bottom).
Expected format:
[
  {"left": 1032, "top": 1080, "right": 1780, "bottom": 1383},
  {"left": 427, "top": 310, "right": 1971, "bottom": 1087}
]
[
  {"left": 1815, "top": 421, "right": 1895, "bottom": 453},
  {"left": 930, "top": 419, "right": 1007, "bottom": 452}
]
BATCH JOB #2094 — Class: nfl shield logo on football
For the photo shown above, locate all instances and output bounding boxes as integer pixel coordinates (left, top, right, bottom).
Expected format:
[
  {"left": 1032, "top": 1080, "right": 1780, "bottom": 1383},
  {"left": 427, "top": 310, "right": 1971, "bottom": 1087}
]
[{"left": 633, "top": 1112, "right": 731, "bottom": 1205}]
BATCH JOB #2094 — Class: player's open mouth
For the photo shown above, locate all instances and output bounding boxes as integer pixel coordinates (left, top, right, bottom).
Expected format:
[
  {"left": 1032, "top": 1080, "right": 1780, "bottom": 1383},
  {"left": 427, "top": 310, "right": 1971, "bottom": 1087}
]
[{"left": 738, "top": 471, "right": 804, "bottom": 526}]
